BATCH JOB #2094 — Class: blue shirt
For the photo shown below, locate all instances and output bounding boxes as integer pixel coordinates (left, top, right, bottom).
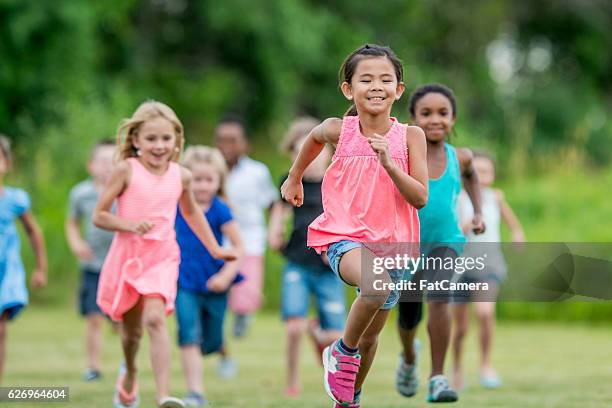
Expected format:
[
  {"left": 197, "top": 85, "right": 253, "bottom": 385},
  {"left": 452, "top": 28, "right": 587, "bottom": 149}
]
[{"left": 176, "top": 196, "right": 235, "bottom": 294}]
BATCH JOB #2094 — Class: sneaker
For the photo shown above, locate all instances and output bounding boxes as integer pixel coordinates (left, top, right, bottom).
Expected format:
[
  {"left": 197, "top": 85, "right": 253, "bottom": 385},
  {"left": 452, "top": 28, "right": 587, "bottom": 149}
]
[
  {"left": 396, "top": 339, "right": 420, "bottom": 397},
  {"left": 82, "top": 368, "right": 102, "bottom": 382},
  {"left": 322, "top": 339, "right": 361, "bottom": 405},
  {"left": 217, "top": 357, "right": 238, "bottom": 379},
  {"left": 284, "top": 387, "right": 300, "bottom": 398},
  {"left": 427, "top": 375, "right": 458, "bottom": 403},
  {"left": 158, "top": 396, "right": 185, "bottom": 408},
  {"left": 183, "top": 392, "right": 207, "bottom": 407},
  {"left": 233, "top": 314, "right": 251, "bottom": 338},
  {"left": 333, "top": 389, "right": 361, "bottom": 407},
  {"left": 480, "top": 373, "right": 502, "bottom": 389}
]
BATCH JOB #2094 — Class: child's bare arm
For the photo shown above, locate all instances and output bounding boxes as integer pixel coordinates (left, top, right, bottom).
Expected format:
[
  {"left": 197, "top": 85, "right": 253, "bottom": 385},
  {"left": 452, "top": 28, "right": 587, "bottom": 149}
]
[
  {"left": 496, "top": 189, "right": 525, "bottom": 242},
  {"left": 207, "top": 220, "right": 245, "bottom": 293},
  {"left": 267, "top": 201, "right": 291, "bottom": 251},
  {"left": 92, "top": 161, "right": 152, "bottom": 234},
  {"left": 65, "top": 218, "right": 93, "bottom": 261},
  {"left": 282, "top": 118, "right": 341, "bottom": 206},
  {"left": 457, "top": 147, "right": 485, "bottom": 234},
  {"left": 375, "top": 125, "right": 428, "bottom": 209},
  {"left": 178, "top": 167, "right": 237, "bottom": 261},
  {"left": 19, "top": 211, "right": 47, "bottom": 289}
]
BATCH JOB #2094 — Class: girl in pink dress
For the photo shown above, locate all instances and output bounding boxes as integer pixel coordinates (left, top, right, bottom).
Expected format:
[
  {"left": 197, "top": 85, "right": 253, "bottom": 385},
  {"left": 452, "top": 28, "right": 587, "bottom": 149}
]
[
  {"left": 281, "top": 44, "right": 429, "bottom": 407},
  {"left": 94, "top": 101, "right": 236, "bottom": 408}
]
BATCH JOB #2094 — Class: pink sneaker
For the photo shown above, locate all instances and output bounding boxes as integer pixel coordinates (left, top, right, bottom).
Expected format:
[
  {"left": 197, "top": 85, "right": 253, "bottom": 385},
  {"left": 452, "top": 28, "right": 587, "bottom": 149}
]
[{"left": 322, "top": 340, "right": 361, "bottom": 405}]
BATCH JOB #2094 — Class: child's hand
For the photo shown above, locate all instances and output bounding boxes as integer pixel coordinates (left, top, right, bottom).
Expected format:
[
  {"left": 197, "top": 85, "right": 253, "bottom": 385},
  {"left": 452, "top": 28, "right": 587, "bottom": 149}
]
[
  {"left": 281, "top": 177, "right": 304, "bottom": 207},
  {"left": 207, "top": 274, "right": 232, "bottom": 293},
  {"left": 73, "top": 240, "right": 94, "bottom": 261},
  {"left": 214, "top": 248, "right": 238, "bottom": 261},
  {"left": 368, "top": 133, "right": 393, "bottom": 170},
  {"left": 126, "top": 220, "right": 155, "bottom": 235},
  {"left": 31, "top": 269, "right": 47, "bottom": 289},
  {"left": 471, "top": 214, "right": 486, "bottom": 234}
]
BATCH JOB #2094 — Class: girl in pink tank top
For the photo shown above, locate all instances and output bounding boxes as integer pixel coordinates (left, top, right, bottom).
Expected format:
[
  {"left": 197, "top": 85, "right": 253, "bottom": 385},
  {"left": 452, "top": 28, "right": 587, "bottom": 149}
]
[
  {"left": 281, "top": 44, "right": 429, "bottom": 407},
  {"left": 93, "top": 101, "right": 236, "bottom": 408}
]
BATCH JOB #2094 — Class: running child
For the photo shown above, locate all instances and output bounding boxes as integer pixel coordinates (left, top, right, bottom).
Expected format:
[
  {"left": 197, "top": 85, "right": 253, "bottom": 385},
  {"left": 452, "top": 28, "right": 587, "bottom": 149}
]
[
  {"left": 268, "top": 117, "right": 346, "bottom": 398},
  {"left": 395, "top": 83, "right": 484, "bottom": 403},
  {"left": 0, "top": 135, "right": 47, "bottom": 385},
  {"left": 175, "top": 146, "right": 244, "bottom": 407},
  {"left": 66, "top": 139, "right": 116, "bottom": 381},
  {"left": 214, "top": 116, "right": 278, "bottom": 338},
  {"left": 93, "top": 101, "right": 236, "bottom": 408},
  {"left": 452, "top": 151, "right": 525, "bottom": 390},
  {"left": 282, "top": 44, "right": 428, "bottom": 407}
]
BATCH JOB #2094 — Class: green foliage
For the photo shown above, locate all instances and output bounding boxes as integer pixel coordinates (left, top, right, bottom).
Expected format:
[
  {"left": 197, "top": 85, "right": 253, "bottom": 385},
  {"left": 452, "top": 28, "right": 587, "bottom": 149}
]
[{"left": 2, "top": 1, "right": 612, "bottom": 319}]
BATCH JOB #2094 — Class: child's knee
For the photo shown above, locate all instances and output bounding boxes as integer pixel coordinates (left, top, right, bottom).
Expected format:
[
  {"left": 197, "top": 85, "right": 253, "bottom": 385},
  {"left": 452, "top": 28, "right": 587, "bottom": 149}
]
[
  {"left": 123, "top": 325, "right": 143, "bottom": 343},
  {"left": 286, "top": 318, "right": 305, "bottom": 337},
  {"left": 143, "top": 312, "right": 166, "bottom": 331}
]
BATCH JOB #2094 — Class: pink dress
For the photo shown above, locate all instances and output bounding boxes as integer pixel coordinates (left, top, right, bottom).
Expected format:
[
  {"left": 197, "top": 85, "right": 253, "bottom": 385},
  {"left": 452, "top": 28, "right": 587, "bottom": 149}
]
[
  {"left": 307, "top": 115, "right": 420, "bottom": 253},
  {"left": 97, "top": 158, "right": 183, "bottom": 322}
]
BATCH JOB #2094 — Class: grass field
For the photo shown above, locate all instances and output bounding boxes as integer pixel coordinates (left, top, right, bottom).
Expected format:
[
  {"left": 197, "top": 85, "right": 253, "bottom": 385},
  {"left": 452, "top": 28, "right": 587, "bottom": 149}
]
[{"left": 5, "top": 307, "right": 612, "bottom": 407}]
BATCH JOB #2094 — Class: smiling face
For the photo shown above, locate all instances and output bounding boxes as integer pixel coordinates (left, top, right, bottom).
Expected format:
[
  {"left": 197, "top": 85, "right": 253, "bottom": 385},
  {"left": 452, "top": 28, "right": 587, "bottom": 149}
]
[
  {"left": 190, "top": 162, "right": 221, "bottom": 205},
  {"left": 132, "top": 116, "right": 177, "bottom": 170},
  {"left": 341, "top": 56, "right": 404, "bottom": 116},
  {"left": 412, "top": 92, "right": 456, "bottom": 143}
]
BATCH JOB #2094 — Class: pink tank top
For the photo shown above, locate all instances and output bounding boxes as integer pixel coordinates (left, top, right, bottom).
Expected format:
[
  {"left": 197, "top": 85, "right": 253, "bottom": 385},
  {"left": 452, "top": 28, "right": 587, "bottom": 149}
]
[
  {"left": 118, "top": 158, "right": 183, "bottom": 242},
  {"left": 307, "top": 116, "right": 420, "bottom": 252}
]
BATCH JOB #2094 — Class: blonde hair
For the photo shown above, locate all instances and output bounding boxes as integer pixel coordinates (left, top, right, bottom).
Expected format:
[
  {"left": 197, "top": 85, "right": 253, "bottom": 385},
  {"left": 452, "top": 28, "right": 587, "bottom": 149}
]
[
  {"left": 281, "top": 116, "right": 320, "bottom": 155},
  {"left": 116, "top": 100, "right": 184, "bottom": 161},
  {"left": 182, "top": 145, "right": 228, "bottom": 200}
]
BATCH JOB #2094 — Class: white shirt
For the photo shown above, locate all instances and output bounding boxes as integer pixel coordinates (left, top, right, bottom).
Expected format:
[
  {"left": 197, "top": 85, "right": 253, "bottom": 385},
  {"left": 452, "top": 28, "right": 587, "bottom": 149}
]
[{"left": 226, "top": 156, "right": 278, "bottom": 255}]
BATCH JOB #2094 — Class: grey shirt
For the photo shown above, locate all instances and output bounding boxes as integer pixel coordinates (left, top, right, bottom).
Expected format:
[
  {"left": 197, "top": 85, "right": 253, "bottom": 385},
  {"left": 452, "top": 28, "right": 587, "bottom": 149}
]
[{"left": 67, "top": 179, "right": 115, "bottom": 271}]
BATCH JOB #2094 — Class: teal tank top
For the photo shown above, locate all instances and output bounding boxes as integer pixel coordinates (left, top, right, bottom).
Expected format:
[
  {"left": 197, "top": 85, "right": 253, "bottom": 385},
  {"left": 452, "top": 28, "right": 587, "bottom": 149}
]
[{"left": 419, "top": 143, "right": 465, "bottom": 255}]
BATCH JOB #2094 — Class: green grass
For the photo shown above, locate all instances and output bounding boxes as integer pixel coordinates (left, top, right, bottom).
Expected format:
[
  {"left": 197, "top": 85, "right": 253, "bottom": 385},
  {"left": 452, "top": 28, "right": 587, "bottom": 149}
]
[{"left": 5, "top": 307, "right": 612, "bottom": 407}]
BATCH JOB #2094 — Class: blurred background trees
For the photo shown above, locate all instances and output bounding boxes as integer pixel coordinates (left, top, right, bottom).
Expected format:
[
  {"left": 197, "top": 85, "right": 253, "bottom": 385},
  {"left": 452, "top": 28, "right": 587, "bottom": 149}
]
[{"left": 1, "top": 0, "right": 611, "bottom": 317}]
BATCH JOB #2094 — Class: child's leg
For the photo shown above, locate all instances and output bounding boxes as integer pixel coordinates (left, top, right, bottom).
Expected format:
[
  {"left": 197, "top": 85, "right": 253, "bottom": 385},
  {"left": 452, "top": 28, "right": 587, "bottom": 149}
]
[
  {"left": 428, "top": 300, "right": 452, "bottom": 377},
  {"left": 474, "top": 302, "right": 496, "bottom": 374},
  {"left": 176, "top": 288, "right": 204, "bottom": 395},
  {"left": 180, "top": 345, "right": 203, "bottom": 394},
  {"left": 142, "top": 296, "right": 172, "bottom": 400},
  {"left": 286, "top": 317, "right": 307, "bottom": 390},
  {"left": 451, "top": 303, "right": 470, "bottom": 389},
  {"left": 397, "top": 301, "right": 423, "bottom": 364},
  {"left": 338, "top": 248, "right": 390, "bottom": 349},
  {"left": 313, "top": 265, "right": 346, "bottom": 347},
  {"left": 86, "top": 314, "right": 105, "bottom": 371},
  {"left": 121, "top": 297, "right": 144, "bottom": 394},
  {"left": 354, "top": 309, "right": 390, "bottom": 391},
  {"left": 281, "top": 262, "right": 310, "bottom": 391},
  {"left": 0, "top": 314, "right": 7, "bottom": 385}
]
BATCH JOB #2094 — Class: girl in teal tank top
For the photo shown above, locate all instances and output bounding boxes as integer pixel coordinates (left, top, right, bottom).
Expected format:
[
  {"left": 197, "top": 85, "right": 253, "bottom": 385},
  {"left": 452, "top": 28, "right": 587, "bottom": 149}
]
[
  {"left": 395, "top": 84, "right": 485, "bottom": 403},
  {"left": 419, "top": 143, "right": 465, "bottom": 254}
]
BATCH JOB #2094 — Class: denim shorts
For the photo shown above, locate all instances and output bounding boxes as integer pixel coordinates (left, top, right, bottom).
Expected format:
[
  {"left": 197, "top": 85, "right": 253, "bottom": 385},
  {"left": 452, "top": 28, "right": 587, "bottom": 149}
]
[
  {"left": 78, "top": 267, "right": 103, "bottom": 316},
  {"left": 281, "top": 262, "right": 346, "bottom": 331},
  {"left": 175, "top": 288, "right": 228, "bottom": 355},
  {"left": 327, "top": 240, "right": 405, "bottom": 310}
]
